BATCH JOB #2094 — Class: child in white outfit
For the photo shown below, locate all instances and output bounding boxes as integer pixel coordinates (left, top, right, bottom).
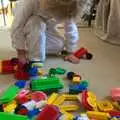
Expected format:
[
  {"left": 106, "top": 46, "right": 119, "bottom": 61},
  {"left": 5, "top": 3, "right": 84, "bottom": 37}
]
[{"left": 11, "top": 0, "right": 89, "bottom": 64}]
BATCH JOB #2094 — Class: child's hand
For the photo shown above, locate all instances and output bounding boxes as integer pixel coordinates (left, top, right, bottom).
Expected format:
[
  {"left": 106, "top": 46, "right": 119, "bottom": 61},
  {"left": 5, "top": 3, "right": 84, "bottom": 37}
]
[{"left": 64, "top": 54, "right": 80, "bottom": 64}]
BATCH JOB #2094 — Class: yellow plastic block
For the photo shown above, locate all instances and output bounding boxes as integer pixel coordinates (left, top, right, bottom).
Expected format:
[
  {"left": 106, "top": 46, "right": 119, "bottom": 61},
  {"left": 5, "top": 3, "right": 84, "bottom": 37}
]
[
  {"left": 60, "top": 110, "right": 74, "bottom": 120},
  {"left": 112, "top": 101, "right": 120, "bottom": 110},
  {"left": 87, "top": 91, "right": 97, "bottom": 110},
  {"left": 59, "top": 105, "right": 79, "bottom": 111},
  {"left": 87, "top": 111, "right": 110, "bottom": 120},
  {"left": 38, "top": 69, "right": 44, "bottom": 75},
  {"left": 64, "top": 94, "right": 77, "bottom": 101},
  {"left": 0, "top": 60, "right": 2, "bottom": 73},
  {"left": 53, "top": 95, "right": 65, "bottom": 106},
  {"left": 97, "top": 101, "right": 113, "bottom": 112},
  {"left": 47, "top": 93, "right": 58, "bottom": 104},
  {"left": 72, "top": 76, "right": 80, "bottom": 83},
  {"left": 3, "top": 101, "right": 17, "bottom": 113}
]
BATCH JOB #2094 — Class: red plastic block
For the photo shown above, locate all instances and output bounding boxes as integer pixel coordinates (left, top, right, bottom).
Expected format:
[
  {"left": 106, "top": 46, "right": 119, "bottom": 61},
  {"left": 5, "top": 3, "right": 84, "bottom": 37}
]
[
  {"left": 36, "top": 105, "right": 59, "bottom": 120},
  {"left": 73, "top": 48, "right": 88, "bottom": 58},
  {"left": 2, "top": 60, "right": 15, "bottom": 74},
  {"left": 109, "top": 111, "right": 120, "bottom": 117},
  {"left": 14, "top": 70, "right": 29, "bottom": 80},
  {"left": 82, "top": 90, "right": 93, "bottom": 111}
]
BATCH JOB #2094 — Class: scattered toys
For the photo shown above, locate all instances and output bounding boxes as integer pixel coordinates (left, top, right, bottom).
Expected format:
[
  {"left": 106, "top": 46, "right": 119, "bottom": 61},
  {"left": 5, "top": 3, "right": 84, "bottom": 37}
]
[{"left": 0, "top": 61, "right": 120, "bottom": 120}]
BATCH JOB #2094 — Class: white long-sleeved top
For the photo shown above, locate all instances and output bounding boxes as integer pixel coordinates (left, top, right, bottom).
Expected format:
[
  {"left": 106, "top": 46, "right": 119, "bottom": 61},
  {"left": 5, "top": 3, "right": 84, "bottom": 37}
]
[{"left": 11, "top": 0, "right": 79, "bottom": 55}]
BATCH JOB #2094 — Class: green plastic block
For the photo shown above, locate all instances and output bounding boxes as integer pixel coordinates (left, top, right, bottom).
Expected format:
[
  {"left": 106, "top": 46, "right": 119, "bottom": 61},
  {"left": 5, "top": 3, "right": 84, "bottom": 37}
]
[
  {"left": 0, "top": 112, "right": 29, "bottom": 120},
  {"left": 49, "top": 68, "right": 66, "bottom": 76},
  {"left": 31, "top": 76, "right": 64, "bottom": 91},
  {"left": 0, "top": 85, "right": 20, "bottom": 104}
]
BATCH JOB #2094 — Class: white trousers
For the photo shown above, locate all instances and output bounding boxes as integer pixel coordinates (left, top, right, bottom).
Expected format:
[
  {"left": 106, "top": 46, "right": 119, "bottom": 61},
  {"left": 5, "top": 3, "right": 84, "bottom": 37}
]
[{"left": 24, "top": 16, "right": 64, "bottom": 61}]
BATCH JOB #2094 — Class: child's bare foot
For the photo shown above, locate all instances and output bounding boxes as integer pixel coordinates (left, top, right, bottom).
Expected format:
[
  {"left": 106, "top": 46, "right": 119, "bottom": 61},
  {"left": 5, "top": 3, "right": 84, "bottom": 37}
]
[
  {"left": 64, "top": 54, "right": 80, "bottom": 64},
  {"left": 17, "top": 49, "right": 28, "bottom": 64}
]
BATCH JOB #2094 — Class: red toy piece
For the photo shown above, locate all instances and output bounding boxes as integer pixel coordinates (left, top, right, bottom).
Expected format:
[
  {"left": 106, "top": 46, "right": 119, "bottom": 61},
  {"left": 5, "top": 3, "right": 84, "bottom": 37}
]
[
  {"left": 78, "top": 90, "right": 97, "bottom": 111},
  {"left": 81, "top": 90, "right": 93, "bottom": 110},
  {"left": 36, "top": 105, "right": 59, "bottom": 120},
  {"left": 73, "top": 47, "right": 93, "bottom": 60},
  {"left": 31, "top": 92, "right": 47, "bottom": 102},
  {"left": 0, "top": 59, "right": 18, "bottom": 74},
  {"left": 14, "top": 62, "right": 29, "bottom": 80},
  {"left": 14, "top": 69, "right": 29, "bottom": 80},
  {"left": 111, "top": 88, "right": 120, "bottom": 101},
  {"left": 16, "top": 90, "right": 30, "bottom": 104},
  {"left": 109, "top": 111, "right": 120, "bottom": 117}
]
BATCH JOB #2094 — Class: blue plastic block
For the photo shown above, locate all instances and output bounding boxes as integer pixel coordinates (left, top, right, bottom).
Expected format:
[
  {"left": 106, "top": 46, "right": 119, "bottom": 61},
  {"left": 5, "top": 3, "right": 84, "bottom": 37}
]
[
  {"left": 28, "top": 67, "right": 38, "bottom": 77},
  {"left": 28, "top": 109, "right": 40, "bottom": 118},
  {"left": 15, "top": 80, "right": 26, "bottom": 88},
  {"left": 69, "top": 80, "right": 88, "bottom": 94}
]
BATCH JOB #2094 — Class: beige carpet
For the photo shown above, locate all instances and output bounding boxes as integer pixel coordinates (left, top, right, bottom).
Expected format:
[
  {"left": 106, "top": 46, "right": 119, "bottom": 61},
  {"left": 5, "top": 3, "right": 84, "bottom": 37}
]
[{"left": 0, "top": 28, "right": 120, "bottom": 99}]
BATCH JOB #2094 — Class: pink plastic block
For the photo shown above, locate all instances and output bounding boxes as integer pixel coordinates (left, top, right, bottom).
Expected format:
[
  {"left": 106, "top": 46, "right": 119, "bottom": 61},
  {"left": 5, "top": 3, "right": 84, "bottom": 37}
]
[
  {"left": 111, "top": 88, "right": 120, "bottom": 101},
  {"left": 36, "top": 105, "right": 59, "bottom": 120}
]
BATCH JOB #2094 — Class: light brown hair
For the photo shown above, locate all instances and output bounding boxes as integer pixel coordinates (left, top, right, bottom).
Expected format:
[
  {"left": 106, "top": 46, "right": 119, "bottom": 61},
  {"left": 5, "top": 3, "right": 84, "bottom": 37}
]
[{"left": 45, "top": 0, "right": 83, "bottom": 20}]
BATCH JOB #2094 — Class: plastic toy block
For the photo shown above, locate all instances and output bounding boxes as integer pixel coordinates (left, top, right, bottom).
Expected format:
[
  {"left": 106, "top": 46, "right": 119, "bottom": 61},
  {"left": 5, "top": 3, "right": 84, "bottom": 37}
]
[
  {"left": 69, "top": 80, "right": 88, "bottom": 94},
  {"left": 36, "top": 104, "right": 59, "bottom": 120},
  {"left": 64, "top": 94, "right": 77, "bottom": 101},
  {"left": 16, "top": 89, "right": 29, "bottom": 98},
  {"left": 97, "top": 101, "right": 113, "bottom": 112},
  {"left": 0, "top": 60, "right": 16, "bottom": 74},
  {"left": 32, "top": 62, "right": 44, "bottom": 68},
  {"left": 35, "top": 100, "right": 47, "bottom": 109},
  {"left": 67, "top": 72, "right": 75, "bottom": 80},
  {"left": 0, "top": 112, "right": 29, "bottom": 120},
  {"left": 3, "top": 100, "right": 17, "bottom": 113},
  {"left": 112, "top": 102, "right": 120, "bottom": 110},
  {"left": 53, "top": 95, "right": 66, "bottom": 106},
  {"left": 31, "top": 91, "right": 47, "bottom": 102},
  {"left": 73, "top": 47, "right": 93, "bottom": 60},
  {"left": 14, "top": 69, "right": 29, "bottom": 80},
  {"left": 111, "top": 88, "right": 120, "bottom": 101},
  {"left": 15, "top": 100, "right": 36, "bottom": 115},
  {"left": 59, "top": 105, "right": 79, "bottom": 111},
  {"left": 28, "top": 67, "right": 38, "bottom": 77},
  {"left": 73, "top": 48, "right": 88, "bottom": 58},
  {"left": 49, "top": 67, "right": 66, "bottom": 76},
  {"left": 47, "top": 93, "right": 58, "bottom": 104},
  {"left": 16, "top": 89, "right": 30, "bottom": 104},
  {"left": 15, "top": 105, "right": 29, "bottom": 115},
  {"left": 77, "top": 90, "right": 97, "bottom": 111},
  {"left": 74, "top": 114, "right": 89, "bottom": 120},
  {"left": 0, "top": 85, "right": 20, "bottom": 104},
  {"left": 22, "top": 100, "right": 36, "bottom": 111},
  {"left": 86, "top": 111, "right": 110, "bottom": 120},
  {"left": 31, "top": 76, "right": 64, "bottom": 92},
  {"left": 109, "top": 111, "right": 120, "bottom": 117},
  {"left": 60, "top": 109, "right": 74, "bottom": 120},
  {"left": 28, "top": 108, "right": 40, "bottom": 118},
  {"left": 15, "top": 80, "right": 26, "bottom": 88},
  {"left": 38, "top": 69, "right": 43, "bottom": 75},
  {"left": 72, "top": 76, "right": 81, "bottom": 83}
]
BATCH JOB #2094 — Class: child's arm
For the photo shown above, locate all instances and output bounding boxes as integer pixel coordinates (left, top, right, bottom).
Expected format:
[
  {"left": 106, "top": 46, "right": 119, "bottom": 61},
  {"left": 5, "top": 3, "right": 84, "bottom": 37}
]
[{"left": 11, "top": 0, "right": 37, "bottom": 50}]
